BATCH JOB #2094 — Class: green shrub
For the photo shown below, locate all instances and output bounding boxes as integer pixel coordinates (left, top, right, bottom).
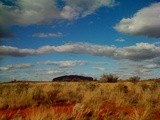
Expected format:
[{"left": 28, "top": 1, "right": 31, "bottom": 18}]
[{"left": 99, "top": 74, "right": 118, "bottom": 83}]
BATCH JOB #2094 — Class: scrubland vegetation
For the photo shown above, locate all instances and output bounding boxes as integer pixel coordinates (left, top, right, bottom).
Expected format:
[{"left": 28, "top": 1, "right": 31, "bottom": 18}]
[{"left": 0, "top": 75, "right": 160, "bottom": 120}]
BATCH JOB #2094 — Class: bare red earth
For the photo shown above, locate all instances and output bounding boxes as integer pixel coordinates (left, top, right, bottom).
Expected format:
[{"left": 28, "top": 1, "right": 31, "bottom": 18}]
[
  {"left": 154, "top": 111, "right": 160, "bottom": 120},
  {"left": 0, "top": 102, "right": 159, "bottom": 119},
  {"left": 98, "top": 102, "right": 144, "bottom": 119},
  {"left": 0, "top": 103, "right": 75, "bottom": 119}
]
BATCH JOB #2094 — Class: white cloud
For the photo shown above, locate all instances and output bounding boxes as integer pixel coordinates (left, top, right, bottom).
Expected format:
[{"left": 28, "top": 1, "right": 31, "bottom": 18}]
[
  {"left": 140, "top": 64, "right": 159, "bottom": 75},
  {"left": 0, "top": 0, "right": 115, "bottom": 39},
  {"left": 0, "top": 0, "right": 60, "bottom": 26},
  {"left": 0, "top": 67, "right": 9, "bottom": 71},
  {"left": 150, "top": 57, "right": 160, "bottom": 66},
  {"left": 33, "top": 68, "right": 72, "bottom": 77},
  {"left": 33, "top": 32, "right": 63, "bottom": 38},
  {"left": 0, "top": 43, "right": 116, "bottom": 57},
  {"left": 0, "top": 63, "right": 33, "bottom": 71},
  {"left": 116, "top": 43, "right": 160, "bottom": 61},
  {"left": 154, "top": 42, "right": 160, "bottom": 46},
  {"left": 115, "top": 38, "right": 125, "bottom": 42},
  {"left": 93, "top": 67, "right": 105, "bottom": 71},
  {"left": 46, "top": 70, "right": 64, "bottom": 75},
  {"left": 9, "top": 63, "right": 33, "bottom": 69},
  {"left": 114, "top": 2, "right": 160, "bottom": 38},
  {"left": 144, "top": 64, "right": 159, "bottom": 69},
  {"left": 61, "top": 0, "right": 116, "bottom": 19},
  {"left": 0, "top": 0, "right": 116, "bottom": 26},
  {"left": 1, "top": 42, "right": 160, "bottom": 62},
  {"left": 135, "top": 68, "right": 152, "bottom": 76},
  {"left": 0, "top": 45, "right": 36, "bottom": 57},
  {"left": 42, "top": 60, "right": 88, "bottom": 67},
  {"left": 60, "top": 6, "right": 79, "bottom": 20},
  {"left": 126, "top": 60, "right": 160, "bottom": 77}
]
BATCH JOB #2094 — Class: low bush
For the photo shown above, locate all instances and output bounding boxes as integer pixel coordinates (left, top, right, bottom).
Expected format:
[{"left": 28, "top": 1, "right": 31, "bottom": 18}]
[
  {"left": 128, "top": 76, "right": 140, "bottom": 83},
  {"left": 99, "top": 74, "right": 118, "bottom": 83}
]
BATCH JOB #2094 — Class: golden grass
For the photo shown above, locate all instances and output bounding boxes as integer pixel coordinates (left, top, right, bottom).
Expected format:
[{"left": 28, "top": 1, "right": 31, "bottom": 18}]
[{"left": 0, "top": 80, "right": 160, "bottom": 119}]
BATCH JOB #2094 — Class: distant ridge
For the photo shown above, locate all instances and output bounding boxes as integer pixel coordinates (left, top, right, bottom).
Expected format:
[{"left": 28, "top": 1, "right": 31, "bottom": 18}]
[{"left": 52, "top": 75, "right": 94, "bottom": 82}]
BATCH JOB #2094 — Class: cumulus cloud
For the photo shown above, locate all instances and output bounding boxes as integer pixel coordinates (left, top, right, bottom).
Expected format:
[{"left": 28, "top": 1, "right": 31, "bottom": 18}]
[
  {"left": 114, "top": 2, "right": 160, "bottom": 38},
  {"left": 0, "top": 43, "right": 116, "bottom": 57},
  {"left": 127, "top": 60, "right": 160, "bottom": 77},
  {"left": 0, "top": 0, "right": 60, "bottom": 39},
  {"left": 134, "top": 67, "right": 152, "bottom": 76},
  {"left": 141, "top": 64, "right": 159, "bottom": 75},
  {"left": 61, "top": 0, "right": 116, "bottom": 19},
  {"left": 0, "top": 0, "right": 59, "bottom": 39},
  {"left": 116, "top": 43, "right": 160, "bottom": 61},
  {"left": 0, "top": 42, "right": 160, "bottom": 62},
  {"left": 60, "top": 6, "right": 79, "bottom": 20},
  {"left": 119, "top": 61, "right": 159, "bottom": 78},
  {"left": 150, "top": 57, "right": 160, "bottom": 65},
  {"left": 0, "top": 0, "right": 59, "bottom": 25},
  {"left": 33, "top": 32, "right": 63, "bottom": 38},
  {"left": 0, "top": 0, "right": 115, "bottom": 39},
  {"left": 154, "top": 42, "right": 160, "bottom": 46},
  {"left": 0, "top": 46, "right": 36, "bottom": 57},
  {"left": 42, "top": 60, "right": 88, "bottom": 67},
  {"left": 0, "top": 63, "right": 33, "bottom": 71}
]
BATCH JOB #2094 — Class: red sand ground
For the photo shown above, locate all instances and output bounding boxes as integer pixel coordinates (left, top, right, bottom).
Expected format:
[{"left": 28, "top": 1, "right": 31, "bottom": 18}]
[{"left": 0, "top": 102, "right": 159, "bottom": 119}]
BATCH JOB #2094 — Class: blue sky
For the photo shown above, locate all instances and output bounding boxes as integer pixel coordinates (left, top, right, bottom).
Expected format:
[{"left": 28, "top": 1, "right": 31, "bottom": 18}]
[{"left": 0, "top": 0, "right": 160, "bottom": 81}]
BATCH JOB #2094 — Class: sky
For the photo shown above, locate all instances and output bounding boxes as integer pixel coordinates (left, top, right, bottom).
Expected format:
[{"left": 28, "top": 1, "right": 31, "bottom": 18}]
[{"left": 0, "top": 0, "right": 160, "bottom": 81}]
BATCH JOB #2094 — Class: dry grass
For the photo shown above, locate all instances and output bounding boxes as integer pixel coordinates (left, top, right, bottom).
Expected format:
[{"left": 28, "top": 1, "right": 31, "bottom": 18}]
[{"left": 0, "top": 80, "right": 160, "bottom": 120}]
